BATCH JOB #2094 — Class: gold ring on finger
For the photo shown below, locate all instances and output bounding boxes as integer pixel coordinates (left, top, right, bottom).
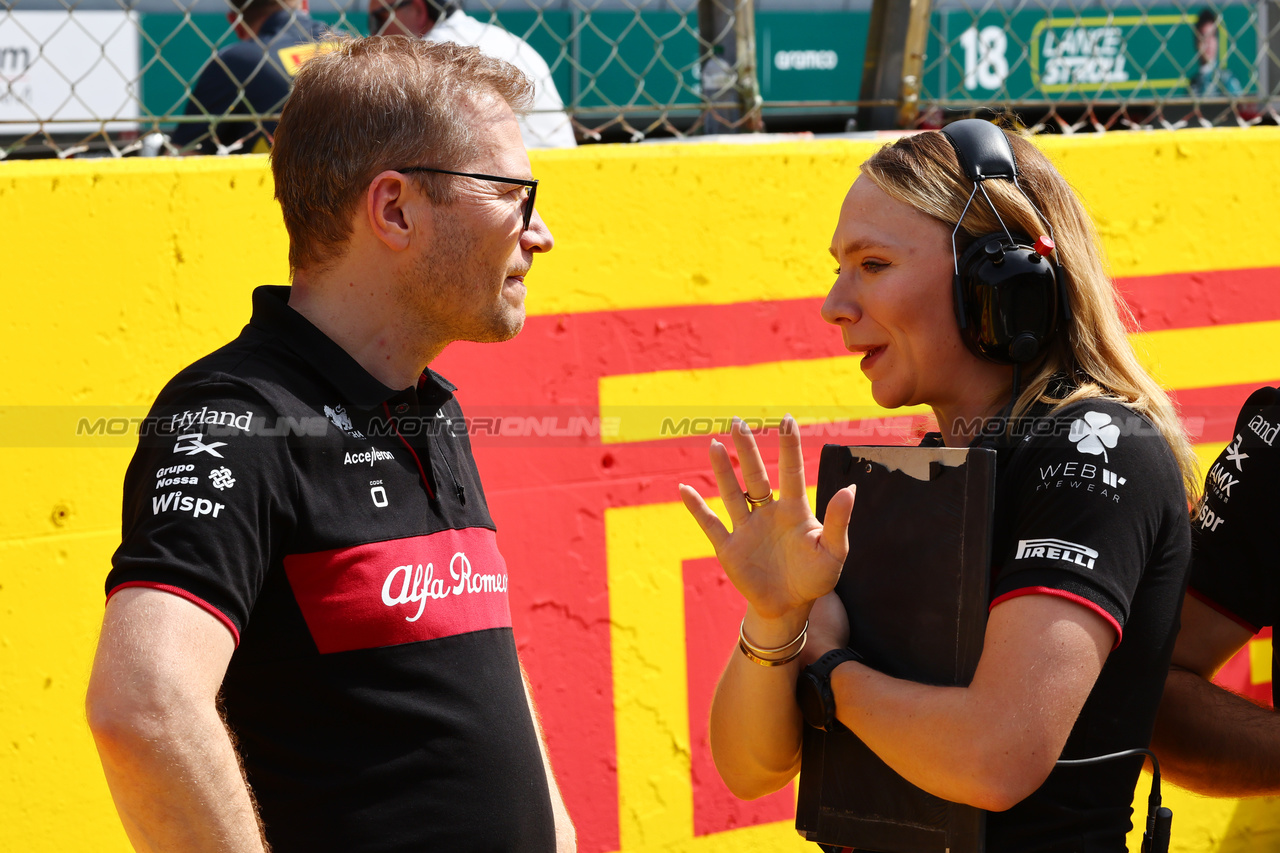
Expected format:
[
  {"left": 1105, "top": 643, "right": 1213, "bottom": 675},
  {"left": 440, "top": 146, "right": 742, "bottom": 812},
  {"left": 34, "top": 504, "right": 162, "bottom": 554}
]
[{"left": 744, "top": 490, "right": 774, "bottom": 508}]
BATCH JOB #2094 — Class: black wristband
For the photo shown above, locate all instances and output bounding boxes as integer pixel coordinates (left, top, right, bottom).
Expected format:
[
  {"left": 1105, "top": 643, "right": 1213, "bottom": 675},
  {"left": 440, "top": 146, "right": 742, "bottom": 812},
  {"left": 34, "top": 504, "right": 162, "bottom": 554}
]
[{"left": 796, "top": 647, "right": 864, "bottom": 731}]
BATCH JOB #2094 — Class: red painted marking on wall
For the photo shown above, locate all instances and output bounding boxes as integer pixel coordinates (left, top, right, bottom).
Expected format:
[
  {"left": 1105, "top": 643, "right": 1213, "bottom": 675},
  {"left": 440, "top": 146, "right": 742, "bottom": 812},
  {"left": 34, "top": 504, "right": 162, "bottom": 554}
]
[
  {"left": 1118, "top": 267, "right": 1280, "bottom": 332},
  {"left": 1171, "top": 382, "right": 1280, "bottom": 443},
  {"left": 683, "top": 557, "right": 796, "bottom": 835},
  {"left": 1213, "top": 626, "right": 1273, "bottom": 708}
]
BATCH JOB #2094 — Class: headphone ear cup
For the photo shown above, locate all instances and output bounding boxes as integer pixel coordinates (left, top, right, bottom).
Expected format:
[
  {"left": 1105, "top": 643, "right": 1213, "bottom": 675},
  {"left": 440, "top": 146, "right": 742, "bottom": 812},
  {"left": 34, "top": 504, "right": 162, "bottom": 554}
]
[{"left": 954, "top": 234, "right": 1061, "bottom": 364}]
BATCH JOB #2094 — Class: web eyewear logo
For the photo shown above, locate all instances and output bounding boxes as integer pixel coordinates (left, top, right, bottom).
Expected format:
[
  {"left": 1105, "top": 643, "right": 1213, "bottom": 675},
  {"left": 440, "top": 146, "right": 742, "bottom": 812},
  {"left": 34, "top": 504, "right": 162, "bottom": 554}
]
[
  {"left": 1068, "top": 411, "right": 1120, "bottom": 462},
  {"left": 1015, "top": 537, "right": 1098, "bottom": 570},
  {"left": 1224, "top": 434, "right": 1249, "bottom": 472},
  {"left": 173, "top": 433, "right": 227, "bottom": 458}
]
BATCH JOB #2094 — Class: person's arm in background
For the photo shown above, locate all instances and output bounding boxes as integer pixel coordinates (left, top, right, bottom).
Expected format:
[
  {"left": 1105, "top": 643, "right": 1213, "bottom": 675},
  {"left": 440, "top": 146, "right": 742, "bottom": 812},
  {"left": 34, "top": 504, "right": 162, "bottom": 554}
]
[
  {"left": 1151, "top": 593, "right": 1280, "bottom": 796},
  {"left": 522, "top": 667, "right": 577, "bottom": 852},
  {"left": 86, "top": 587, "right": 269, "bottom": 853}
]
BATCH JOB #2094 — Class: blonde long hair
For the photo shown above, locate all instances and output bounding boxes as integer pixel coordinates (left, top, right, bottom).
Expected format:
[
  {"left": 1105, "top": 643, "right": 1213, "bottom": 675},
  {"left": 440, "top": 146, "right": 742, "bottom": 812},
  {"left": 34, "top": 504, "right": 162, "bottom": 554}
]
[{"left": 861, "top": 129, "right": 1199, "bottom": 503}]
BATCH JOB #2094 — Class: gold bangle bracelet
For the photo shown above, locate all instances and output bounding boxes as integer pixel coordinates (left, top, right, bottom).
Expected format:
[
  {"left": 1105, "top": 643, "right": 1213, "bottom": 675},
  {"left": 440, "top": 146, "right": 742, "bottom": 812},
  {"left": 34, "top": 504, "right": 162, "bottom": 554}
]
[
  {"left": 738, "top": 618, "right": 808, "bottom": 666},
  {"left": 738, "top": 635, "right": 806, "bottom": 667}
]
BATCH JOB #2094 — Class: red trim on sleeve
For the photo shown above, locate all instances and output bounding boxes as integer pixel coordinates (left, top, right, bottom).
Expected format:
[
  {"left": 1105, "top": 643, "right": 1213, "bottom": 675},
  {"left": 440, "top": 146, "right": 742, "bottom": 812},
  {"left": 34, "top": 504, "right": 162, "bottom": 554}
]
[
  {"left": 1187, "top": 587, "right": 1260, "bottom": 634},
  {"left": 990, "top": 586, "right": 1122, "bottom": 651},
  {"left": 106, "top": 581, "right": 241, "bottom": 646}
]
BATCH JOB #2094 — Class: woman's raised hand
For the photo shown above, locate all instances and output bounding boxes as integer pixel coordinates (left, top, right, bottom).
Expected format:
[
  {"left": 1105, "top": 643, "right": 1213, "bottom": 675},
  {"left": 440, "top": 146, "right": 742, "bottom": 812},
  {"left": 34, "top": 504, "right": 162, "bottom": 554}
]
[{"left": 678, "top": 416, "right": 856, "bottom": 624}]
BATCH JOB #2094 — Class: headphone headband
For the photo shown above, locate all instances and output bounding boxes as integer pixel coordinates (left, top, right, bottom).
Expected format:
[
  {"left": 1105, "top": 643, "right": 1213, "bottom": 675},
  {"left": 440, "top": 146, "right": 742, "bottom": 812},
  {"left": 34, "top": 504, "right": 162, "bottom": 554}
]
[{"left": 940, "top": 119, "right": 1019, "bottom": 182}]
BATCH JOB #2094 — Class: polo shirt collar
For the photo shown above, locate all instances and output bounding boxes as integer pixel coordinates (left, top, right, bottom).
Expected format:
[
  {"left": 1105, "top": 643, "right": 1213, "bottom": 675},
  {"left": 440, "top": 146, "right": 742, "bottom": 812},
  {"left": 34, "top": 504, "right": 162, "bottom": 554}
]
[{"left": 248, "top": 285, "right": 455, "bottom": 413}]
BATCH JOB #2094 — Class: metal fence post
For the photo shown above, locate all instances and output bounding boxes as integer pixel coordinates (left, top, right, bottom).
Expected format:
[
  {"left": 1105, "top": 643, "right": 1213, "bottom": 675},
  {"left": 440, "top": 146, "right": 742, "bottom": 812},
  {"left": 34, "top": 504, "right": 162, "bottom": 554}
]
[
  {"left": 898, "top": 0, "right": 933, "bottom": 129},
  {"left": 734, "top": 0, "right": 764, "bottom": 132},
  {"left": 858, "top": 0, "right": 931, "bottom": 130},
  {"left": 698, "top": 0, "right": 759, "bottom": 134}
]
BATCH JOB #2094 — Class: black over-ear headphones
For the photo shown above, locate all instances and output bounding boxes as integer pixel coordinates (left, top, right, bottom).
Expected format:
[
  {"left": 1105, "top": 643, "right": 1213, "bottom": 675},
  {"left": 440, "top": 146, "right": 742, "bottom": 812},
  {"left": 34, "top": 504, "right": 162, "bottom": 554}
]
[{"left": 938, "top": 120, "right": 1072, "bottom": 364}]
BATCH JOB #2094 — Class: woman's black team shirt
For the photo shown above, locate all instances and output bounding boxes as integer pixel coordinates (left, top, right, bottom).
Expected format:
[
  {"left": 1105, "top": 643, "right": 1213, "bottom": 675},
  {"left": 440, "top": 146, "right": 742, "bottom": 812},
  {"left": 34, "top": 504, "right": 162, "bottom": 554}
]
[
  {"left": 106, "top": 286, "right": 555, "bottom": 852},
  {"left": 927, "top": 394, "right": 1191, "bottom": 851},
  {"left": 1187, "top": 386, "right": 1280, "bottom": 691}
]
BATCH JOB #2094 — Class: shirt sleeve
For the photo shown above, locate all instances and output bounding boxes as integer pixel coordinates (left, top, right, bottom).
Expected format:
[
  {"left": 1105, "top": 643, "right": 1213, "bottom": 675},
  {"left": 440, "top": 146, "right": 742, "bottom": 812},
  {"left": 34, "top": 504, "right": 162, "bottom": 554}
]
[
  {"left": 1188, "top": 386, "right": 1280, "bottom": 633},
  {"left": 991, "top": 400, "right": 1184, "bottom": 647},
  {"left": 106, "top": 377, "right": 297, "bottom": 644}
]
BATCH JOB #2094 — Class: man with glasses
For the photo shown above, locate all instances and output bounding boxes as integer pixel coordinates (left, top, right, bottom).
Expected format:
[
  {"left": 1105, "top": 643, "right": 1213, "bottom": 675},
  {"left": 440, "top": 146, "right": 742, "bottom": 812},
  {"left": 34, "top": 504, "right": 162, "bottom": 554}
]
[
  {"left": 87, "top": 37, "right": 573, "bottom": 852},
  {"left": 368, "top": 0, "right": 576, "bottom": 149}
]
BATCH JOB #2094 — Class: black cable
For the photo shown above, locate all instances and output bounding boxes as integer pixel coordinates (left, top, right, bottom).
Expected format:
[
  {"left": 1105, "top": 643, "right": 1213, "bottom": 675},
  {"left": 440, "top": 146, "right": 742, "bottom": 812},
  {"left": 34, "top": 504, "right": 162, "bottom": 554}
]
[{"left": 1055, "top": 748, "right": 1171, "bottom": 853}]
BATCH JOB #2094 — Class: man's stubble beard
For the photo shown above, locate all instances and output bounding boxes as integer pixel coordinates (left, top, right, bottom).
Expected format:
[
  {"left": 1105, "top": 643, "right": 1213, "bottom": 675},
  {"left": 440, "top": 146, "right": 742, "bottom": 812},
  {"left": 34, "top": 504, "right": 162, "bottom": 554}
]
[{"left": 395, "top": 214, "right": 524, "bottom": 346}]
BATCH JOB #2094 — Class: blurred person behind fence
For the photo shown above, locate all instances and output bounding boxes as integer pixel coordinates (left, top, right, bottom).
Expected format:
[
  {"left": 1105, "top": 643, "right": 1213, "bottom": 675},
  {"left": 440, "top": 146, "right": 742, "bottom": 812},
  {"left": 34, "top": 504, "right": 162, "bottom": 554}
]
[
  {"left": 1190, "top": 8, "right": 1242, "bottom": 99},
  {"left": 87, "top": 36, "right": 575, "bottom": 852},
  {"left": 369, "top": 0, "right": 575, "bottom": 149},
  {"left": 169, "top": 0, "right": 329, "bottom": 154}
]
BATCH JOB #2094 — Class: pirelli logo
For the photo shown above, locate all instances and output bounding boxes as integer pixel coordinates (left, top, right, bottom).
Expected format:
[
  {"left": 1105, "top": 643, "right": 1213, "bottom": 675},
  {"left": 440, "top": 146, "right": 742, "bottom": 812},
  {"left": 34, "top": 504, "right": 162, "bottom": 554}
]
[{"left": 1015, "top": 537, "right": 1098, "bottom": 570}]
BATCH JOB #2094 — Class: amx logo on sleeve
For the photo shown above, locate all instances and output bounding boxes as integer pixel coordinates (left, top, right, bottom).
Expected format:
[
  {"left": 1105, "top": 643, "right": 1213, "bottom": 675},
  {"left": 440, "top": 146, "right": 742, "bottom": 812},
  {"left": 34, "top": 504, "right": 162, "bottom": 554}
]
[{"left": 1015, "top": 538, "right": 1098, "bottom": 570}]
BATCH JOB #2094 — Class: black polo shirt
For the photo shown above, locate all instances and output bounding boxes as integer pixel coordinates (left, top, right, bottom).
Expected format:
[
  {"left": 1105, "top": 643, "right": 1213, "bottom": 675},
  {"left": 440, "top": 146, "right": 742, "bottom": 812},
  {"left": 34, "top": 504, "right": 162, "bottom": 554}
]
[
  {"left": 985, "top": 399, "right": 1190, "bottom": 851},
  {"left": 169, "top": 11, "right": 330, "bottom": 153},
  {"left": 923, "top": 394, "right": 1191, "bottom": 850},
  {"left": 107, "top": 285, "right": 555, "bottom": 852},
  {"left": 1188, "top": 386, "right": 1280, "bottom": 692}
]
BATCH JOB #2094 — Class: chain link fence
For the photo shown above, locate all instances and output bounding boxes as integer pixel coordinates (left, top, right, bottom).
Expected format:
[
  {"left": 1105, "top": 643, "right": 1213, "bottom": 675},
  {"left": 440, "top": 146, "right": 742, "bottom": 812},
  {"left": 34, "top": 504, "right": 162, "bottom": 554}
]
[{"left": 1, "top": 0, "right": 1277, "bottom": 158}]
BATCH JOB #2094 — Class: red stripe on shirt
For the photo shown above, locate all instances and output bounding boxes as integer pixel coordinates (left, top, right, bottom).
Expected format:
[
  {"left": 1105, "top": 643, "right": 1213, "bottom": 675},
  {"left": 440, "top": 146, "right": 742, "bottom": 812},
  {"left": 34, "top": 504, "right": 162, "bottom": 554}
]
[
  {"left": 1187, "top": 587, "right": 1260, "bottom": 634},
  {"left": 106, "top": 581, "right": 241, "bottom": 646},
  {"left": 990, "top": 586, "right": 1123, "bottom": 650},
  {"left": 283, "top": 527, "right": 512, "bottom": 654}
]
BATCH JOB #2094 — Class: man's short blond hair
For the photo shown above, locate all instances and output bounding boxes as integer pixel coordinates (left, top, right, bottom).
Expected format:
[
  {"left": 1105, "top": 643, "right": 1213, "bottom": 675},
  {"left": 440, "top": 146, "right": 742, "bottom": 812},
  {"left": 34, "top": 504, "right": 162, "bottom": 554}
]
[{"left": 271, "top": 36, "right": 533, "bottom": 271}]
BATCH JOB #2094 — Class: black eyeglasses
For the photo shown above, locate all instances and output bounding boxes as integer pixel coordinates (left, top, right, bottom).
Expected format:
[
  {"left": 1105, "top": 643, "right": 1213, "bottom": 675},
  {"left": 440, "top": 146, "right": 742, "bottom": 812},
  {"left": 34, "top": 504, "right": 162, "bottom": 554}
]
[{"left": 397, "top": 166, "right": 539, "bottom": 232}]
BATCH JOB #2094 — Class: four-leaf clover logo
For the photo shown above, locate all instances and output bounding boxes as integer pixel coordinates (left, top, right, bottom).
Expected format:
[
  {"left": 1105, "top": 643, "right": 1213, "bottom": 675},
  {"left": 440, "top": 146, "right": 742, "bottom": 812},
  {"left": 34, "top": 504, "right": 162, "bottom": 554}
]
[{"left": 1068, "top": 411, "right": 1120, "bottom": 462}]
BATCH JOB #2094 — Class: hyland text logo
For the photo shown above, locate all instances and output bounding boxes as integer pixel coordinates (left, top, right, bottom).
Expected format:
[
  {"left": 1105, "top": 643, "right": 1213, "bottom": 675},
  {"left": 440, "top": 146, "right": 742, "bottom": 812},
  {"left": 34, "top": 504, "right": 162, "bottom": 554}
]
[
  {"left": 1224, "top": 434, "right": 1249, "bottom": 472},
  {"left": 169, "top": 407, "right": 253, "bottom": 434},
  {"left": 1068, "top": 411, "right": 1120, "bottom": 462},
  {"left": 1015, "top": 537, "right": 1098, "bottom": 570},
  {"left": 173, "top": 433, "right": 227, "bottom": 458},
  {"left": 1248, "top": 413, "right": 1278, "bottom": 446}
]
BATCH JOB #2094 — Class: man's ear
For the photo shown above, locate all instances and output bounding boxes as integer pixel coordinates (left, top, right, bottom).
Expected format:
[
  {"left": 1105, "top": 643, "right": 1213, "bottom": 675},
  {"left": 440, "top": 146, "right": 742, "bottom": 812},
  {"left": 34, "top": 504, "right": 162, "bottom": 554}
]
[{"left": 365, "top": 171, "right": 431, "bottom": 252}]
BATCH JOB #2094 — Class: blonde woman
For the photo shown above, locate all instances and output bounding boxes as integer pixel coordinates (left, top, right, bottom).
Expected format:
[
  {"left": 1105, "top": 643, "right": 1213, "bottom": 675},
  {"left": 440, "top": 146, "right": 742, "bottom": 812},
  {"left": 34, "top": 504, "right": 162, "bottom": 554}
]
[{"left": 680, "top": 123, "right": 1197, "bottom": 851}]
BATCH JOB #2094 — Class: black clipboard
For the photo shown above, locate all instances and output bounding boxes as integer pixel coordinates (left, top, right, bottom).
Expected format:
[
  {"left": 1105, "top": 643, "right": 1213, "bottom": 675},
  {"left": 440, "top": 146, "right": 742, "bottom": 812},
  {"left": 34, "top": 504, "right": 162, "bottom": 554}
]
[{"left": 795, "top": 444, "right": 996, "bottom": 853}]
